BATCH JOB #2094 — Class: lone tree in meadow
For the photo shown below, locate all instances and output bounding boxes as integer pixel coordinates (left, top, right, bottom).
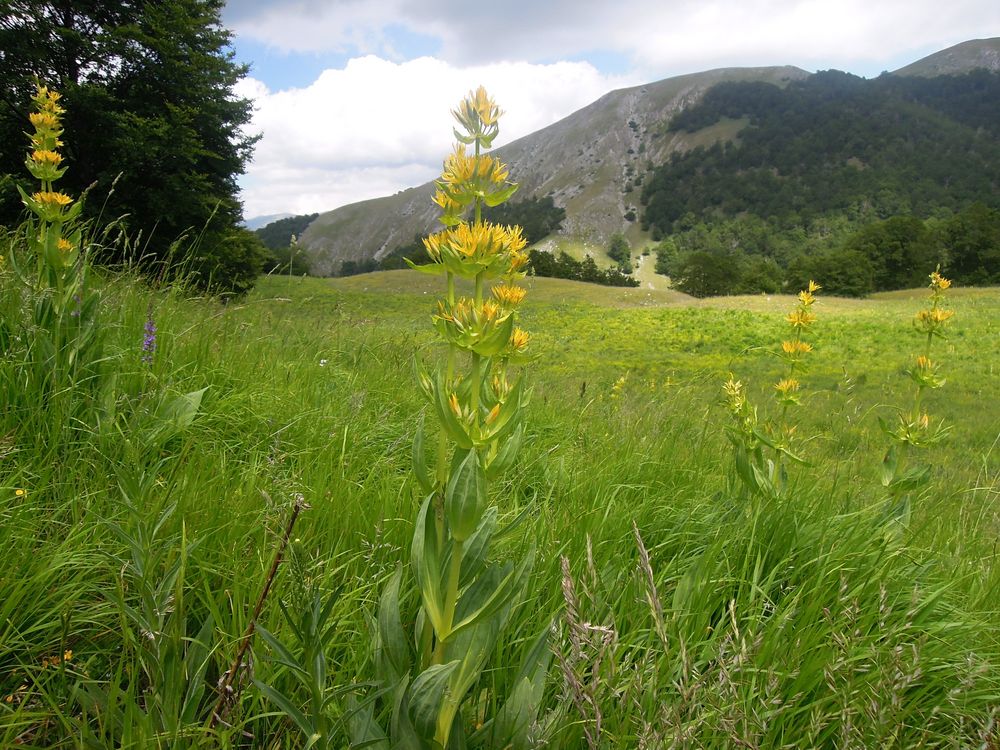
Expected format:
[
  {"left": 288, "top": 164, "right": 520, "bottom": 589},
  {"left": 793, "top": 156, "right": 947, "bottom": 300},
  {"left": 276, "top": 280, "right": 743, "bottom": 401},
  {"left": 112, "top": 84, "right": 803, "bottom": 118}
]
[{"left": 0, "top": 0, "right": 264, "bottom": 293}]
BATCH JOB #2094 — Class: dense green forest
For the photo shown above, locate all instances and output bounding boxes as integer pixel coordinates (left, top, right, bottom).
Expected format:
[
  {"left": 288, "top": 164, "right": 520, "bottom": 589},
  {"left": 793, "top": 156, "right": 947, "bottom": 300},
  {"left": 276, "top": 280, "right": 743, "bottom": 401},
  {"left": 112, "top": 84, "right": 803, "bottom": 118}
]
[
  {"left": 653, "top": 204, "right": 1000, "bottom": 297},
  {"left": 643, "top": 70, "right": 1000, "bottom": 232},
  {"left": 642, "top": 70, "right": 1000, "bottom": 296},
  {"left": 0, "top": 0, "right": 263, "bottom": 293},
  {"left": 255, "top": 213, "right": 319, "bottom": 250}
]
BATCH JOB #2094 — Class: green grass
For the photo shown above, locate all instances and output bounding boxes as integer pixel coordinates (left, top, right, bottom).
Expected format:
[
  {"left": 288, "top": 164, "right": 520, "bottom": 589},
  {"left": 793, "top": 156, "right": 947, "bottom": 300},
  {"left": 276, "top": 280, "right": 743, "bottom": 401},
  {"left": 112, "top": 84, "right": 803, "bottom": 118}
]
[{"left": 2, "top": 268, "right": 998, "bottom": 747}]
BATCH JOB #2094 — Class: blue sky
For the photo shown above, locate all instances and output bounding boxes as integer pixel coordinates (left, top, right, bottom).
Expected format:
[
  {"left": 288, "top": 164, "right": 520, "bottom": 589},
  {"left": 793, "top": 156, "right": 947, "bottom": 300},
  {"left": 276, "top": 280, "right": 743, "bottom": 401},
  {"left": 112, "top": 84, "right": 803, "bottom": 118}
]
[{"left": 221, "top": 0, "right": 999, "bottom": 218}]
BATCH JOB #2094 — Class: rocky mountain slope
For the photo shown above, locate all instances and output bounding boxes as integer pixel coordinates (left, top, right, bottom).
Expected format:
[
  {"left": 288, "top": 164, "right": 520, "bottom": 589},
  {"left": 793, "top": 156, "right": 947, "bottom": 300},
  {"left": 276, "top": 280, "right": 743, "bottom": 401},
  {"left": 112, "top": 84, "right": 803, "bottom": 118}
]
[
  {"left": 892, "top": 37, "right": 1000, "bottom": 77},
  {"left": 299, "top": 66, "right": 807, "bottom": 274},
  {"left": 297, "top": 37, "right": 1000, "bottom": 275}
]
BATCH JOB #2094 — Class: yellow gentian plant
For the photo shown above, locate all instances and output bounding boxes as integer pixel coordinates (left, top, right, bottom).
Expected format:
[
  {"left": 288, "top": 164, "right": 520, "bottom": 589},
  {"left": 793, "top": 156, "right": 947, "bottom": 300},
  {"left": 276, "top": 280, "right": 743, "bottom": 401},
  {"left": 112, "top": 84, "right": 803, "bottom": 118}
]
[
  {"left": 350, "top": 87, "right": 548, "bottom": 750},
  {"left": 723, "top": 281, "right": 820, "bottom": 499},
  {"left": 6, "top": 85, "right": 104, "bottom": 425},
  {"left": 879, "top": 267, "right": 954, "bottom": 528}
]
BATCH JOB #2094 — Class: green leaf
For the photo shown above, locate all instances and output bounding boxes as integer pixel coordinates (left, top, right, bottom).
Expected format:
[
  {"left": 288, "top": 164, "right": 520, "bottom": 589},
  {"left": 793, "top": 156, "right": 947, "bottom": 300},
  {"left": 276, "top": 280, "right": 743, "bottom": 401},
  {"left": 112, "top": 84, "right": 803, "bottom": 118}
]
[
  {"left": 472, "top": 620, "right": 551, "bottom": 750},
  {"left": 446, "top": 448, "right": 486, "bottom": 542},
  {"left": 409, "top": 661, "right": 460, "bottom": 739},
  {"left": 411, "top": 495, "right": 446, "bottom": 635},
  {"left": 483, "top": 184, "right": 518, "bottom": 207},
  {"left": 881, "top": 445, "right": 898, "bottom": 487},
  {"left": 413, "top": 417, "right": 435, "bottom": 493},
  {"left": 345, "top": 695, "right": 390, "bottom": 750},
  {"left": 485, "top": 424, "right": 523, "bottom": 480},
  {"left": 433, "top": 372, "right": 474, "bottom": 450},
  {"left": 406, "top": 257, "right": 446, "bottom": 275},
  {"left": 156, "top": 387, "right": 208, "bottom": 430},
  {"left": 450, "top": 546, "right": 534, "bottom": 641},
  {"left": 180, "top": 614, "right": 214, "bottom": 724},
  {"left": 459, "top": 506, "right": 497, "bottom": 588},
  {"left": 888, "top": 463, "right": 932, "bottom": 493},
  {"left": 377, "top": 566, "right": 412, "bottom": 684},
  {"left": 255, "top": 679, "right": 317, "bottom": 740}
]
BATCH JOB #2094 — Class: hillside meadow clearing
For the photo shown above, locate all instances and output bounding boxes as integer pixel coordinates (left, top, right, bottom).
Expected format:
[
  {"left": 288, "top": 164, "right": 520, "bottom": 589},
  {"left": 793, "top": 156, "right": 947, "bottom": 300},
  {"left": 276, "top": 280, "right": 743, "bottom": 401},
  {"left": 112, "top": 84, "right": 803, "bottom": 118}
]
[{"left": 2, "top": 267, "right": 999, "bottom": 747}]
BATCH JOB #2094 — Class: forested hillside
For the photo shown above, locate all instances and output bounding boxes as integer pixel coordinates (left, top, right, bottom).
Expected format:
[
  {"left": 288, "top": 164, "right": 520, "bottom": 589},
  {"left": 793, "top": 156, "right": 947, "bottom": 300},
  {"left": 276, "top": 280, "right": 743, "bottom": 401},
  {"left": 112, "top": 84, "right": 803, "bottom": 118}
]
[
  {"left": 642, "top": 70, "right": 1000, "bottom": 232},
  {"left": 643, "top": 71, "right": 1000, "bottom": 296}
]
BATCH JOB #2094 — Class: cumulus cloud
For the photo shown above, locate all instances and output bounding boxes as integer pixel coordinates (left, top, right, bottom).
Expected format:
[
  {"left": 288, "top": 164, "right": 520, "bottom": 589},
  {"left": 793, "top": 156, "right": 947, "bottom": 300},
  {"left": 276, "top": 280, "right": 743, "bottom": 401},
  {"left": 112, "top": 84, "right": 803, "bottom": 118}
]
[
  {"left": 225, "top": 0, "right": 999, "bottom": 74},
  {"left": 236, "top": 55, "right": 635, "bottom": 218}
]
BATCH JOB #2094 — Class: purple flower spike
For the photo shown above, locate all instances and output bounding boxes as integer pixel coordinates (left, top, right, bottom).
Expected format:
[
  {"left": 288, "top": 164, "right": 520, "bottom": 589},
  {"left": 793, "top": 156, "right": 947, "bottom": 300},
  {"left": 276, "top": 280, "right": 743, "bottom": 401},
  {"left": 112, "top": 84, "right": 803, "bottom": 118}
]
[{"left": 142, "top": 317, "right": 156, "bottom": 364}]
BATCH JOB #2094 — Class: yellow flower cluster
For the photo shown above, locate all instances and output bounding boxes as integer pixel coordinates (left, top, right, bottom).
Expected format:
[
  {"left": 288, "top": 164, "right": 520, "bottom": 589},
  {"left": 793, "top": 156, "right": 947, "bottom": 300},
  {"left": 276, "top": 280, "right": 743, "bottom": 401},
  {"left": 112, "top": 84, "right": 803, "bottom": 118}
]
[
  {"left": 776, "top": 280, "right": 820, "bottom": 407},
  {"left": 913, "top": 267, "right": 954, "bottom": 338},
  {"left": 22, "top": 85, "right": 79, "bottom": 230},
  {"left": 451, "top": 85, "right": 502, "bottom": 145},
  {"left": 492, "top": 283, "right": 527, "bottom": 307},
  {"left": 422, "top": 220, "right": 528, "bottom": 279},
  {"left": 433, "top": 297, "right": 514, "bottom": 357}
]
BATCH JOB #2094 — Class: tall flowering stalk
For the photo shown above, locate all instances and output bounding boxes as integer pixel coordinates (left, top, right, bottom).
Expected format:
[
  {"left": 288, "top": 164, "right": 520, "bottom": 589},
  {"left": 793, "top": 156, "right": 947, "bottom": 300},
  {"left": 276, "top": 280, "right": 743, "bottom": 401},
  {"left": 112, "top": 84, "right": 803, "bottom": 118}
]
[
  {"left": 5, "top": 85, "right": 104, "bottom": 423},
  {"left": 350, "top": 88, "right": 547, "bottom": 750},
  {"left": 880, "top": 268, "right": 954, "bottom": 527},
  {"left": 723, "top": 281, "right": 820, "bottom": 500}
]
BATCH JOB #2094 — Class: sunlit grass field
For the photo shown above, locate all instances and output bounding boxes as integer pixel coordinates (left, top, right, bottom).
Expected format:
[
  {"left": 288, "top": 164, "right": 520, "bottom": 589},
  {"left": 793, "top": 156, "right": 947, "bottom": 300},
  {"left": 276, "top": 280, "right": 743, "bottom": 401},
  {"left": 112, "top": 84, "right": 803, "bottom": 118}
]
[{"left": 2, "top": 269, "right": 998, "bottom": 747}]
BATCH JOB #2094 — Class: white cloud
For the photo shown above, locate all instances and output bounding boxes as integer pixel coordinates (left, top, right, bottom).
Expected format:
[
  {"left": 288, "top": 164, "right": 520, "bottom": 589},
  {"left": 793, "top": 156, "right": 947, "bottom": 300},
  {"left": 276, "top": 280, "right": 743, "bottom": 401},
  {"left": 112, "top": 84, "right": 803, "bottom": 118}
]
[
  {"left": 237, "top": 56, "right": 635, "bottom": 218},
  {"left": 227, "top": 0, "right": 999, "bottom": 75}
]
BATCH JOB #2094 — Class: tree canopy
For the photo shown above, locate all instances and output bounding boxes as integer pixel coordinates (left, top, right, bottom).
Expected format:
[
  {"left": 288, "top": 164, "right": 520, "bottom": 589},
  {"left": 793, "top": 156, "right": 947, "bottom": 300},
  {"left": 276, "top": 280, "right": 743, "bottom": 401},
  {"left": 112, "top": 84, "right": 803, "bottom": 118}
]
[{"left": 0, "top": 0, "right": 263, "bottom": 293}]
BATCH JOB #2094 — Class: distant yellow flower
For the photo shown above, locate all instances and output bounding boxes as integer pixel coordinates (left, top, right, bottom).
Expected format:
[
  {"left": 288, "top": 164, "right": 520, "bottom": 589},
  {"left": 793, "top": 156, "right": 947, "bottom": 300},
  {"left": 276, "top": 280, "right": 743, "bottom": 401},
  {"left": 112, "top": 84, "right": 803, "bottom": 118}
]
[
  {"left": 915, "top": 355, "right": 932, "bottom": 370},
  {"left": 808, "top": 280, "right": 821, "bottom": 293},
  {"left": 786, "top": 309, "right": 816, "bottom": 329},
  {"left": 15, "top": 488, "right": 26, "bottom": 498},
  {"left": 485, "top": 403, "right": 501, "bottom": 425},
  {"left": 29, "top": 111, "right": 60, "bottom": 131},
  {"left": 449, "top": 392, "right": 462, "bottom": 417},
  {"left": 32, "top": 149, "right": 62, "bottom": 166},
  {"left": 915, "top": 308, "right": 954, "bottom": 325},
  {"left": 774, "top": 378, "right": 800, "bottom": 395},
  {"left": 797, "top": 290, "right": 816, "bottom": 306},
  {"left": 781, "top": 340, "right": 813, "bottom": 355},
  {"left": 452, "top": 86, "right": 503, "bottom": 133},
  {"left": 929, "top": 270, "right": 951, "bottom": 290},
  {"left": 510, "top": 328, "right": 530, "bottom": 352},
  {"left": 492, "top": 283, "right": 526, "bottom": 307},
  {"left": 57, "top": 238, "right": 74, "bottom": 253},
  {"left": 63, "top": 649, "right": 73, "bottom": 661},
  {"left": 32, "top": 191, "right": 72, "bottom": 208}
]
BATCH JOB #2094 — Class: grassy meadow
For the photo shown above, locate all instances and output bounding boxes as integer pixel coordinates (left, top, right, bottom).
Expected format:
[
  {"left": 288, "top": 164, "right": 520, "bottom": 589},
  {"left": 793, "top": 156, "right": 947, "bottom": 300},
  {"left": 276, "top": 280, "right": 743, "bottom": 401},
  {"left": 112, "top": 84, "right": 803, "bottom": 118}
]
[{"left": 2, "top": 266, "right": 999, "bottom": 747}]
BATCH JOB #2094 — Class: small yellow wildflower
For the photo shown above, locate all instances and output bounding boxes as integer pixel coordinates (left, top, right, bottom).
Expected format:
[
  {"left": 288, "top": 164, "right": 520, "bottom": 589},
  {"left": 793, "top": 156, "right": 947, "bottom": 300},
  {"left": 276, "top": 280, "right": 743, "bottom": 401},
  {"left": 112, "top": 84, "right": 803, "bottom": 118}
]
[
  {"left": 448, "top": 392, "right": 462, "bottom": 418},
  {"left": 929, "top": 270, "right": 951, "bottom": 291},
  {"left": 797, "top": 289, "right": 817, "bottom": 306},
  {"left": 915, "top": 355, "right": 932, "bottom": 370},
  {"left": 807, "top": 280, "right": 821, "bottom": 293},
  {"left": 781, "top": 340, "right": 813, "bottom": 355},
  {"left": 57, "top": 238, "right": 74, "bottom": 253},
  {"left": 452, "top": 86, "right": 502, "bottom": 131},
  {"left": 786, "top": 309, "right": 817, "bottom": 329},
  {"left": 15, "top": 488, "right": 26, "bottom": 497},
  {"left": 774, "top": 378, "right": 800, "bottom": 395},
  {"left": 32, "top": 191, "right": 73, "bottom": 208},
  {"left": 510, "top": 328, "right": 530, "bottom": 352},
  {"left": 29, "top": 111, "right": 60, "bottom": 131},
  {"left": 32, "top": 149, "right": 63, "bottom": 166},
  {"left": 492, "top": 284, "right": 526, "bottom": 307},
  {"left": 485, "top": 404, "right": 501, "bottom": 425},
  {"left": 915, "top": 308, "right": 954, "bottom": 325},
  {"left": 63, "top": 649, "right": 73, "bottom": 661}
]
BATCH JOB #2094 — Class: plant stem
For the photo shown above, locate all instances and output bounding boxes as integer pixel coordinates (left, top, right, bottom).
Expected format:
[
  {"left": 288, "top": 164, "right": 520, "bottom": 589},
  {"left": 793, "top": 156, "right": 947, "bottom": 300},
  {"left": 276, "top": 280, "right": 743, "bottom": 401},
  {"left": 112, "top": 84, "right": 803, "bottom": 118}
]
[{"left": 208, "top": 497, "right": 306, "bottom": 730}]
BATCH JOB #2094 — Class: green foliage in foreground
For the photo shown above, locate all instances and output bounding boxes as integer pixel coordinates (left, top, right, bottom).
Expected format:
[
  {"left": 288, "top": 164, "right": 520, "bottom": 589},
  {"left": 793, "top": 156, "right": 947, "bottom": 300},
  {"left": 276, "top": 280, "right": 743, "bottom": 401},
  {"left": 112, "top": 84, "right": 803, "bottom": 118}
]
[{"left": 1, "top": 268, "right": 999, "bottom": 747}]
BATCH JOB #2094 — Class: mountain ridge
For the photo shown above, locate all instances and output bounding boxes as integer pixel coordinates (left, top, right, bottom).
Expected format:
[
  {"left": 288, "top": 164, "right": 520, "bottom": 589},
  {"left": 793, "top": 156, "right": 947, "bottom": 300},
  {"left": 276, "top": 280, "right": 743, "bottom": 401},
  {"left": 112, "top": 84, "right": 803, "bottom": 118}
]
[{"left": 296, "top": 38, "right": 999, "bottom": 275}]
